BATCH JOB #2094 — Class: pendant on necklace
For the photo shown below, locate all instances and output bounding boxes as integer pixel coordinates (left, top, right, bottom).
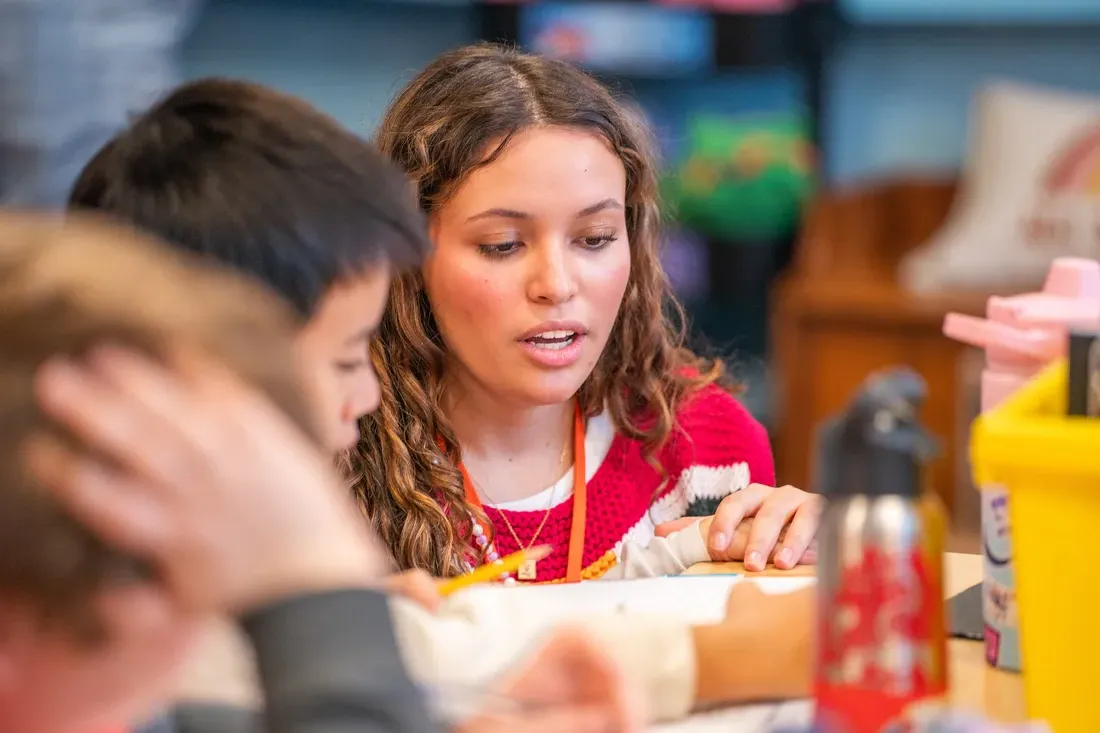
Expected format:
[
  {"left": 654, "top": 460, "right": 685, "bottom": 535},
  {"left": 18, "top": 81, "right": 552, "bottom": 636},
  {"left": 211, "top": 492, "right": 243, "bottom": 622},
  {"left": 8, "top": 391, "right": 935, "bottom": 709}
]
[{"left": 518, "top": 559, "right": 538, "bottom": 581}]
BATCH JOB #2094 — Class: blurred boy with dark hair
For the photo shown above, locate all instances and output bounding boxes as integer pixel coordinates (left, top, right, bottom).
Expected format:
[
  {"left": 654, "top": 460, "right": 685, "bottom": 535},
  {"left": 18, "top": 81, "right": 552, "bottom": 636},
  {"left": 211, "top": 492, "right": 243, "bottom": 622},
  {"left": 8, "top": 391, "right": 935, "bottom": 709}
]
[{"left": 69, "top": 77, "right": 431, "bottom": 455}]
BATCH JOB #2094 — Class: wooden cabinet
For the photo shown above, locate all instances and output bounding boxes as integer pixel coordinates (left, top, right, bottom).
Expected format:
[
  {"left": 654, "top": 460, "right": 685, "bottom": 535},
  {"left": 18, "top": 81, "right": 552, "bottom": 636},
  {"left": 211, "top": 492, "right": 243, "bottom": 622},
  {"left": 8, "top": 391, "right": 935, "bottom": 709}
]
[{"left": 771, "top": 179, "right": 989, "bottom": 512}]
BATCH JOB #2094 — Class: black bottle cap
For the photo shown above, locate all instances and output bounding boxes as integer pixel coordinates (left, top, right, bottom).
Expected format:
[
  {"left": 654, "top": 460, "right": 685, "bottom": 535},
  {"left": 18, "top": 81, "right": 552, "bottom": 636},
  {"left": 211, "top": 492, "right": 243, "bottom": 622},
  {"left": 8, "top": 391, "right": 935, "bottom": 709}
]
[
  {"left": 1068, "top": 327, "right": 1100, "bottom": 417},
  {"left": 814, "top": 368, "right": 939, "bottom": 498}
]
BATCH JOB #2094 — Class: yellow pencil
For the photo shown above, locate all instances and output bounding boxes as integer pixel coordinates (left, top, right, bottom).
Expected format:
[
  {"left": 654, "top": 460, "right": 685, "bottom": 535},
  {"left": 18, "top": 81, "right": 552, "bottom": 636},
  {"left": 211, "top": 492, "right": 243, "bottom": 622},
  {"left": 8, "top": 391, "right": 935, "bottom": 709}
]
[{"left": 438, "top": 544, "right": 553, "bottom": 597}]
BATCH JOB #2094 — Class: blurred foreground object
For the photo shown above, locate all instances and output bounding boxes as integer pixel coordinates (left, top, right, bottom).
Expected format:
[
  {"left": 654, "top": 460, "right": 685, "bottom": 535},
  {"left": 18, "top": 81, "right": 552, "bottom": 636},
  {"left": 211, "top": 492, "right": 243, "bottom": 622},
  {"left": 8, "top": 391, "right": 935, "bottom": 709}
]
[
  {"left": 0, "top": 0, "right": 200, "bottom": 207},
  {"left": 815, "top": 369, "right": 948, "bottom": 733},
  {"left": 900, "top": 82, "right": 1100, "bottom": 294},
  {"left": 943, "top": 257, "right": 1100, "bottom": 672}
]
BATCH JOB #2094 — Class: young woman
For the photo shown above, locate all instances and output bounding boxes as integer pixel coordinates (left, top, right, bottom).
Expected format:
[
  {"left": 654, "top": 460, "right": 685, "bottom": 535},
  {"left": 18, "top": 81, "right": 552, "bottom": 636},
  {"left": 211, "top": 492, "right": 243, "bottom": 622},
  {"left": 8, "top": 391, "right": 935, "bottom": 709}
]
[{"left": 350, "top": 43, "right": 821, "bottom": 582}]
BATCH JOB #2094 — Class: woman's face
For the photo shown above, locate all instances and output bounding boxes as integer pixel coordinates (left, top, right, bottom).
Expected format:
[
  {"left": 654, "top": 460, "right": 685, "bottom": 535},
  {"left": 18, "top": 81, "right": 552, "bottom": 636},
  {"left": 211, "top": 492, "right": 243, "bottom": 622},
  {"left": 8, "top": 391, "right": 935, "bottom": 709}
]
[{"left": 424, "top": 126, "right": 631, "bottom": 407}]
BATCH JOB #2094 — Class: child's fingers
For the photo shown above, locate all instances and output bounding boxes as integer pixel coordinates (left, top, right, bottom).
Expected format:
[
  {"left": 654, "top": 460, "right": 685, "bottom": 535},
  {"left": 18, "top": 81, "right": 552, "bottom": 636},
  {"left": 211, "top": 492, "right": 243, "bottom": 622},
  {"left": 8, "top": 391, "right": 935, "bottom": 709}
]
[
  {"left": 387, "top": 570, "right": 443, "bottom": 612},
  {"left": 520, "top": 707, "right": 629, "bottom": 733},
  {"left": 484, "top": 628, "right": 641, "bottom": 733},
  {"left": 23, "top": 434, "right": 172, "bottom": 556},
  {"left": 88, "top": 346, "right": 227, "bottom": 473},
  {"left": 35, "top": 356, "right": 196, "bottom": 491},
  {"left": 552, "top": 629, "right": 625, "bottom": 695},
  {"left": 170, "top": 345, "right": 286, "bottom": 423},
  {"left": 464, "top": 708, "right": 623, "bottom": 733},
  {"left": 550, "top": 630, "right": 644, "bottom": 730},
  {"left": 88, "top": 345, "right": 191, "bottom": 415},
  {"left": 653, "top": 516, "right": 699, "bottom": 538},
  {"left": 504, "top": 627, "right": 624, "bottom": 700}
]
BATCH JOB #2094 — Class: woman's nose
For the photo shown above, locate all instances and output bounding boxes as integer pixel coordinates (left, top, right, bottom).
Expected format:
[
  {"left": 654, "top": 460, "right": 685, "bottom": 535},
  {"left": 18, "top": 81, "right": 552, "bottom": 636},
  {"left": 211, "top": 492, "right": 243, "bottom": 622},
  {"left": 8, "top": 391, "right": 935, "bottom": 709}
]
[{"left": 526, "top": 242, "right": 577, "bottom": 305}]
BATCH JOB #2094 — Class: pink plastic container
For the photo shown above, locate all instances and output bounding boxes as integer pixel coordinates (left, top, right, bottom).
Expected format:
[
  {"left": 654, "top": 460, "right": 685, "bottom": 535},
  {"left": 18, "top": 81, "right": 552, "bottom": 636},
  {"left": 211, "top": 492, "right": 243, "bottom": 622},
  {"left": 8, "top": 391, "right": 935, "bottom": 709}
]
[{"left": 943, "top": 258, "right": 1100, "bottom": 670}]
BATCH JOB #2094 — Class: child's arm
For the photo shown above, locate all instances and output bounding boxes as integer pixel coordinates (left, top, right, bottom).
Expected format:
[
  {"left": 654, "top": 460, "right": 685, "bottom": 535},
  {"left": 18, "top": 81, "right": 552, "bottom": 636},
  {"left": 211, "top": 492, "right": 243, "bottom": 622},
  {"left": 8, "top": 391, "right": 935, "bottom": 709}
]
[
  {"left": 691, "top": 584, "right": 812, "bottom": 704},
  {"left": 389, "top": 593, "right": 697, "bottom": 723},
  {"left": 388, "top": 581, "right": 814, "bottom": 724},
  {"left": 596, "top": 522, "right": 710, "bottom": 580}
]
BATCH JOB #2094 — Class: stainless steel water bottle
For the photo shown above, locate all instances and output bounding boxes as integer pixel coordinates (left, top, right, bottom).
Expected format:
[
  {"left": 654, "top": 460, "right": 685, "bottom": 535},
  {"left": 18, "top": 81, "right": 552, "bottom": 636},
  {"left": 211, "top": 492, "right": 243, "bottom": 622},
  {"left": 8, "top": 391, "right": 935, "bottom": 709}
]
[{"left": 814, "top": 369, "right": 949, "bottom": 733}]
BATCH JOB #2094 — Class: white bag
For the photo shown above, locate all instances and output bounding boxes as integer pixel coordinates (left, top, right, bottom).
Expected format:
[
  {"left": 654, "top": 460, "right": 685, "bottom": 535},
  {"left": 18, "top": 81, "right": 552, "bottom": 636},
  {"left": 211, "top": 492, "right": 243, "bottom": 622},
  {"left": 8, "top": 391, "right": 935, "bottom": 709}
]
[{"left": 900, "top": 82, "right": 1100, "bottom": 294}]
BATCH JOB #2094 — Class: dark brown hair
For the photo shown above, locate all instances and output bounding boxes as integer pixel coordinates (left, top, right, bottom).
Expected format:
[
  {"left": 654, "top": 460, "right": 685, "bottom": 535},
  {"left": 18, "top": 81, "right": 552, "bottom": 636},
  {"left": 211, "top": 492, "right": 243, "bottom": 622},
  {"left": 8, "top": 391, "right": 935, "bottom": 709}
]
[
  {"left": 350, "top": 43, "right": 728, "bottom": 575},
  {"left": 69, "top": 77, "right": 430, "bottom": 317},
  {"left": 0, "top": 213, "right": 317, "bottom": 641}
]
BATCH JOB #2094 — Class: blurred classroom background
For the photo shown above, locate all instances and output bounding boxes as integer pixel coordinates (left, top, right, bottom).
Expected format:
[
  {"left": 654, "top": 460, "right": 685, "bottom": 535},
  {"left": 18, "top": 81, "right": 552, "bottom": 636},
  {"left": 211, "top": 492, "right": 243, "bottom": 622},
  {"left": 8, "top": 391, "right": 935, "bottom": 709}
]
[{"left": 12, "top": 0, "right": 1100, "bottom": 547}]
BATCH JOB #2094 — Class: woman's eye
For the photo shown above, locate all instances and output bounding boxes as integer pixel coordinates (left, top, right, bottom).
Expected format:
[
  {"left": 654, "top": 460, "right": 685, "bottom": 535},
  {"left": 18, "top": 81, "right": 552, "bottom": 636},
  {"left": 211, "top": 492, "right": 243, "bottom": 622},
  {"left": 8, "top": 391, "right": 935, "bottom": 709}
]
[
  {"left": 580, "top": 234, "right": 618, "bottom": 250},
  {"left": 477, "top": 241, "right": 522, "bottom": 259}
]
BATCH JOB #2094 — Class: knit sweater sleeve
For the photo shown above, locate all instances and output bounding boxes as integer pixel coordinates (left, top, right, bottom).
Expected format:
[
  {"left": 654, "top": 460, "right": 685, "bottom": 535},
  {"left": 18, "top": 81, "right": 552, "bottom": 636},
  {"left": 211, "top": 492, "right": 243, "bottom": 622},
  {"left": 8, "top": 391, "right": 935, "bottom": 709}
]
[{"left": 666, "top": 384, "right": 775, "bottom": 516}]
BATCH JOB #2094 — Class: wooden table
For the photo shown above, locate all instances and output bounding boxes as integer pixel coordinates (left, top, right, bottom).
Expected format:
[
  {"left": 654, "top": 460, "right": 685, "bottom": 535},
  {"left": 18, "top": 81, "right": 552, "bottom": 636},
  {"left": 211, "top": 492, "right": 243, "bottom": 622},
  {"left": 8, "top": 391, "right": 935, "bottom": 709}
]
[{"left": 687, "top": 553, "right": 1026, "bottom": 721}]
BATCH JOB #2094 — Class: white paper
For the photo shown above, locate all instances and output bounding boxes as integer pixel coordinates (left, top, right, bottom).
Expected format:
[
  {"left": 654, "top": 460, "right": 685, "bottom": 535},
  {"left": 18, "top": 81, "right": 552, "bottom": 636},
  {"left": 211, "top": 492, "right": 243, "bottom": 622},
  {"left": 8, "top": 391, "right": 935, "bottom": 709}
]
[{"left": 448, "top": 575, "right": 816, "bottom": 626}]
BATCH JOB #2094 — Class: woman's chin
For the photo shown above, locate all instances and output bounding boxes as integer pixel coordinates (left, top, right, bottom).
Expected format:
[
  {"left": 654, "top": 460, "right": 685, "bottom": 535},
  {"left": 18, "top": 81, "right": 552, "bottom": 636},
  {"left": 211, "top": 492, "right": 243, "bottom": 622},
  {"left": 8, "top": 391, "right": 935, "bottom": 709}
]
[{"left": 509, "top": 374, "right": 587, "bottom": 407}]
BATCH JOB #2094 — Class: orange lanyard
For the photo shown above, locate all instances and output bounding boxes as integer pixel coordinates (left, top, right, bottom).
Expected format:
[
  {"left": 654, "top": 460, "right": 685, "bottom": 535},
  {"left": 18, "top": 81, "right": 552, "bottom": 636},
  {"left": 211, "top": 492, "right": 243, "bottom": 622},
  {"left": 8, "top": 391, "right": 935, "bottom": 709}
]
[{"left": 457, "top": 404, "right": 587, "bottom": 583}]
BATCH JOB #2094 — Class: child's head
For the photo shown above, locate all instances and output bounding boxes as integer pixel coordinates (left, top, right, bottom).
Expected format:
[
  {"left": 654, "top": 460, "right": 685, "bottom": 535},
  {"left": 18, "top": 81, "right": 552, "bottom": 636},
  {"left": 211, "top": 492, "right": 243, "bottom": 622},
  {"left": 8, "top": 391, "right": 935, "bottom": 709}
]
[
  {"left": 0, "top": 214, "right": 317, "bottom": 733},
  {"left": 356, "top": 43, "right": 724, "bottom": 574},
  {"left": 69, "top": 78, "right": 430, "bottom": 453}
]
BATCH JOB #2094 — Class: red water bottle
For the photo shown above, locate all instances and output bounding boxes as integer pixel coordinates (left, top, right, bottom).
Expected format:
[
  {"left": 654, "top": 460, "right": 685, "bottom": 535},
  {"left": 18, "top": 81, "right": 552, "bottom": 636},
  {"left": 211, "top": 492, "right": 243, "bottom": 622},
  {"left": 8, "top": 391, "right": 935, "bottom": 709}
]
[{"left": 813, "top": 369, "right": 949, "bottom": 733}]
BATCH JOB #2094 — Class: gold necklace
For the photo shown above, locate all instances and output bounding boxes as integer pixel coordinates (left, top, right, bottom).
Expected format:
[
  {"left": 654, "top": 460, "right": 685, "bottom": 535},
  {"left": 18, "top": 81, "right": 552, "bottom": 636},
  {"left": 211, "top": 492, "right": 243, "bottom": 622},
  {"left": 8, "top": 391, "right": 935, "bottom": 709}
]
[{"left": 469, "top": 436, "right": 571, "bottom": 581}]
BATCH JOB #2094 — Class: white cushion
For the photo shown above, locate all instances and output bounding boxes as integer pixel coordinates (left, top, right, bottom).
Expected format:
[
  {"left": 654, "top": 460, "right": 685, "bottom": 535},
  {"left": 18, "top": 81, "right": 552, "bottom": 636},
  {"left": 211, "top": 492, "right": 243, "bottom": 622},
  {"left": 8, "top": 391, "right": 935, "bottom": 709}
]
[{"left": 900, "top": 81, "right": 1100, "bottom": 294}]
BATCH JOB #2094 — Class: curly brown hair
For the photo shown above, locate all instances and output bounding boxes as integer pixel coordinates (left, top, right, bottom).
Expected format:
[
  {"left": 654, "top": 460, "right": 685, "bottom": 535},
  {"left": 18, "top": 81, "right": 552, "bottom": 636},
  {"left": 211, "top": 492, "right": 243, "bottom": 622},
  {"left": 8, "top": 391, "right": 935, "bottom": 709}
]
[{"left": 349, "top": 43, "right": 729, "bottom": 576}]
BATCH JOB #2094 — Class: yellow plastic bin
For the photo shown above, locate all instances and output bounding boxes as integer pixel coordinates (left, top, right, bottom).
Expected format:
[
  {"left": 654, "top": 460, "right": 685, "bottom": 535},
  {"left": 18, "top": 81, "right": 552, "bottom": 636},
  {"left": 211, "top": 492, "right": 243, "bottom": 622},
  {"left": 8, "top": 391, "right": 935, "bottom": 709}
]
[{"left": 971, "top": 360, "right": 1100, "bottom": 732}]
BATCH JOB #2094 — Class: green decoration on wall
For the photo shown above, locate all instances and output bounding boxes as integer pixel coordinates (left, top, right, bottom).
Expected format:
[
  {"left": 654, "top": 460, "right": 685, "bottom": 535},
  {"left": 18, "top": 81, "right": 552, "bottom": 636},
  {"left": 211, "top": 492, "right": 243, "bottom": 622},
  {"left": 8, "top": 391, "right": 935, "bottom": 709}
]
[{"left": 662, "top": 115, "right": 815, "bottom": 242}]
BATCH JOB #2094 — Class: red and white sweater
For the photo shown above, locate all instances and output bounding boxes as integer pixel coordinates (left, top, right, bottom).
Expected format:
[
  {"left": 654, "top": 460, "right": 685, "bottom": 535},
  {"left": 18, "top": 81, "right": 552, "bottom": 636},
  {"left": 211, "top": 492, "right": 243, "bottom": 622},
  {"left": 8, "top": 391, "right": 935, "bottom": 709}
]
[{"left": 479, "top": 385, "right": 775, "bottom": 582}]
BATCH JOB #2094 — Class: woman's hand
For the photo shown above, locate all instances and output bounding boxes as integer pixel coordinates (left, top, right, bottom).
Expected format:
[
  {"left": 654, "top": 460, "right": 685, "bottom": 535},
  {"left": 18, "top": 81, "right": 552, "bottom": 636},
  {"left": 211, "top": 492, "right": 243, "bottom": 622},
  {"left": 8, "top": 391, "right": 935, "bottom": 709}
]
[
  {"left": 698, "top": 516, "right": 818, "bottom": 570},
  {"left": 676, "top": 484, "right": 820, "bottom": 571}
]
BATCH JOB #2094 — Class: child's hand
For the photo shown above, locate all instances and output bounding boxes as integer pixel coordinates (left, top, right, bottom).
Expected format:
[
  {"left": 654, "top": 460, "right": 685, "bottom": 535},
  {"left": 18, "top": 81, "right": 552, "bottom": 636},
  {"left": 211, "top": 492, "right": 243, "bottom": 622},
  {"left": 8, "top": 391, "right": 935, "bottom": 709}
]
[
  {"left": 26, "top": 346, "right": 388, "bottom": 615},
  {"left": 697, "top": 484, "right": 821, "bottom": 570},
  {"left": 459, "top": 627, "right": 642, "bottom": 733},
  {"left": 387, "top": 570, "right": 443, "bottom": 612}
]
